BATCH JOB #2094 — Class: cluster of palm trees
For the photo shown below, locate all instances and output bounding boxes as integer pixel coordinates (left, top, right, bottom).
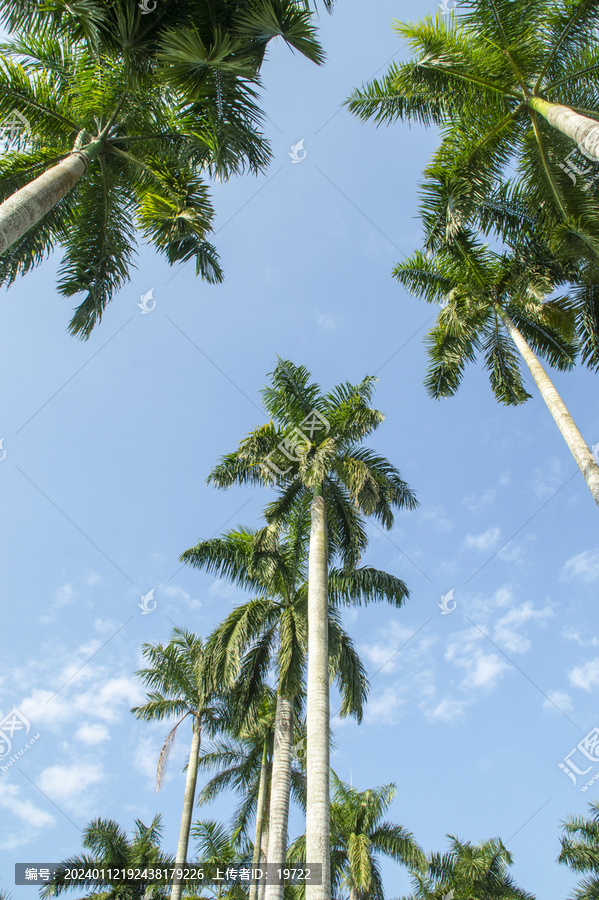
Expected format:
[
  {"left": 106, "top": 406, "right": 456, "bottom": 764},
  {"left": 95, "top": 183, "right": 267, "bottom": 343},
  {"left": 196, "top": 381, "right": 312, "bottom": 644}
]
[
  {"left": 31, "top": 359, "right": 599, "bottom": 900},
  {"left": 2, "top": 0, "right": 599, "bottom": 898},
  {"left": 347, "top": 0, "right": 599, "bottom": 507}
]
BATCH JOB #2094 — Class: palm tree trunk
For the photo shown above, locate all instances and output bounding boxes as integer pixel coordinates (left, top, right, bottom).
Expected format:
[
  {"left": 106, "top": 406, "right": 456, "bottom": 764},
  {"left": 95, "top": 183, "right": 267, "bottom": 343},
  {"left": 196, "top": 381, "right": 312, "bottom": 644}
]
[
  {"left": 528, "top": 98, "right": 599, "bottom": 160},
  {"left": 306, "top": 484, "right": 330, "bottom": 900},
  {"left": 0, "top": 141, "right": 102, "bottom": 256},
  {"left": 264, "top": 693, "right": 294, "bottom": 900},
  {"left": 250, "top": 740, "right": 270, "bottom": 900},
  {"left": 498, "top": 307, "right": 599, "bottom": 507},
  {"left": 170, "top": 718, "right": 201, "bottom": 900},
  {"left": 258, "top": 823, "right": 269, "bottom": 900}
]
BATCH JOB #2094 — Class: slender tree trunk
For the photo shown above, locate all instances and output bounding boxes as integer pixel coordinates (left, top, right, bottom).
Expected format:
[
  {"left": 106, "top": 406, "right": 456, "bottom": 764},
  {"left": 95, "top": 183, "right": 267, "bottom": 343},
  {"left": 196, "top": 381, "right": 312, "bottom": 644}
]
[
  {"left": 306, "top": 484, "right": 330, "bottom": 900},
  {"left": 528, "top": 98, "right": 599, "bottom": 160},
  {"left": 0, "top": 142, "right": 101, "bottom": 256},
  {"left": 170, "top": 718, "right": 201, "bottom": 900},
  {"left": 250, "top": 740, "right": 270, "bottom": 900},
  {"left": 497, "top": 307, "right": 599, "bottom": 507},
  {"left": 258, "top": 823, "right": 269, "bottom": 900},
  {"left": 264, "top": 693, "right": 294, "bottom": 900}
]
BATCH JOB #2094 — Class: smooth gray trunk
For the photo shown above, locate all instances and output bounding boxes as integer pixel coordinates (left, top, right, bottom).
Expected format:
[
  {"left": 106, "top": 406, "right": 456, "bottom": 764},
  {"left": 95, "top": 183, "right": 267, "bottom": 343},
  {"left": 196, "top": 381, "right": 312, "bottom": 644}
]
[
  {"left": 258, "top": 823, "right": 269, "bottom": 900},
  {"left": 529, "top": 98, "right": 599, "bottom": 160},
  {"left": 0, "top": 144, "right": 100, "bottom": 256},
  {"left": 170, "top": 720, "right": 201, "bottom": 900},
  {"left": 264, "top": 694, "right": 294, "bottom": 900},
  {"left": 498, "top": 308, "right": 599, "bottom": 507},
  {"left": 305, "top": 488, "right": 330, "bottom": 900},
  {"left": 249, "top": 741, "right": 270, "bottom": 900}
]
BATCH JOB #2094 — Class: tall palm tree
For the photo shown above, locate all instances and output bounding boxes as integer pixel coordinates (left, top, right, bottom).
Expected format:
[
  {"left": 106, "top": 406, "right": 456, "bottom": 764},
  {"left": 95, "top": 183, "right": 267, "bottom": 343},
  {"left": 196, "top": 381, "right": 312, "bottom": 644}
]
[
  {"left": 289, "top": 774, "right": 426, "bottom": 900},
  {"left": 346, "top": 0, "right": 599, "bottom": 259},
  {"left": 400, "top": 834, "right": 534, "bottom": 900},
  {"left": 0, "top": 2, "right": 323, "bottom": 336},
  {"left": 131, "top": 627, "right": 236, "bottom": 900},
  {"left": 557, "top": 800, "right": 599, "bottom": 899},
  {"left": 41, "top": 816, "right": 172, "bottom": 900},
  {"left": 207, "top": 359, "right": 418, "bottom": 900},
  {"left": 182, "top": 503, "right": 389, "bottom": 900},
  {"left": 195, "top": 690, "right": 286, "bottom": 900},
  {"left": 190, "top": 820, "right": 251, "bottom": 900},
  {"left": 394, "top": 231, "right": 599, "bottom": 507}
]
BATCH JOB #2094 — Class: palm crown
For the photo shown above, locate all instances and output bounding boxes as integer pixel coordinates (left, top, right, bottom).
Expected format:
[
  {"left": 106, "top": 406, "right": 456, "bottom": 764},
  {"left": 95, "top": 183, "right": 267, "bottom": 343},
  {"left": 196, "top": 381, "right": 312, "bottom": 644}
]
[{"left": 0, "top": 1, "right": 324, "bottom": 336}]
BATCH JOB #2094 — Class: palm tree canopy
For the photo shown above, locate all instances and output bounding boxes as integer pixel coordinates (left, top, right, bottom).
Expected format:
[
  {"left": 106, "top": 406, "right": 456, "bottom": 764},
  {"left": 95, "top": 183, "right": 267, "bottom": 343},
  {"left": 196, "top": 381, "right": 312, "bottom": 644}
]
[
  {"left": 0, "top": 2, "right": 324, "bottom": 336},
  {"left": 346, "top": 0, "right": 599, "bottom": 247},
  {"left": 288, "top": 773, "right": 426, "bottom": 899},
  {"left": 400, "top": 834, "right": 535, "bottom": 900},
  {"left": 558, "top": 800, "right": 599, "bottom": 898},
  {"left": 393, "top": 230, "right": 579, "bottom": 405},
  {"left": 40, "top": 816, "right": 173, "bottom": 900},
  {"left": 207, "top": 359, "right": 418, "bottom": 571}
]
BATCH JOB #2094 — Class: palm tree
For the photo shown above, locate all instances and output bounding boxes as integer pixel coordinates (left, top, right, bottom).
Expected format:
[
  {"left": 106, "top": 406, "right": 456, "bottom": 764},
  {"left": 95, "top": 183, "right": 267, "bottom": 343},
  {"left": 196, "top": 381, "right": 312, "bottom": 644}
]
[
  {"left": 400, "top": 834, "right": 534, "bottom": 900},
  {"left": 288, "top": 773, "right": 426, "bottom": 900},
  {"left": 558, "top": 800, "right": 599, "bottom": 898},
  {"left": 195, "top": 690, "right": 286, "bottom": 900},
  {"left": 190, "top": 820, "right": 251, "bottom": 900},
  {"left": 346, "top": 0, "right": 599, "bottom": 259},
  {"left": 182, "top": 503, "right": 391, "bottom": 900},
  {"left": 131, "top": 627, "right": 235, "bottom": 900},
  {"left": 0, "top": 2, "right": 323, "bottom": 336},
  {"left": 394, "top": 230, "right": 599, "bottom": 507},
  {"left": 207, "top": 359, "right": 418, "bottom": 900},
  {"left": 41, "top": 816, "right": 172, "bottom": 900}
]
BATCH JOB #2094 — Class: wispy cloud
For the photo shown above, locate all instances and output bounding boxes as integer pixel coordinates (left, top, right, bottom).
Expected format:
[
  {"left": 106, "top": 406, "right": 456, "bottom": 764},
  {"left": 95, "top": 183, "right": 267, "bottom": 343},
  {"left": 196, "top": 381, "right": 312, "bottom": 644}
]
[
  {"left": 569, "top": 658, "right": 599, "bottom": 691},
  {"left": 463, "top": 526, "right": 501, "bottom": 552},
  {"left": 561, "top": 550, "right": 599, "bottom": 584}
]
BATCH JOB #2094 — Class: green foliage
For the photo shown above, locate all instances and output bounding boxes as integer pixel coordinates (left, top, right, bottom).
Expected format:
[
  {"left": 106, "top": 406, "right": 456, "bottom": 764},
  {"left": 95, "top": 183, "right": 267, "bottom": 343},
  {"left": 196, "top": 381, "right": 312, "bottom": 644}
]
[{"left": 558, "top": 800, "right": 599, "bottom": 899}]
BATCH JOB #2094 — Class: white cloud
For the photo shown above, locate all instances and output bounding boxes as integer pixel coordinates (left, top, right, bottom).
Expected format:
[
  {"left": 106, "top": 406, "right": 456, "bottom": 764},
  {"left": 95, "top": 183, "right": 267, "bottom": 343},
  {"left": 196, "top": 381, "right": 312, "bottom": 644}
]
[
  {"left": 420, "top": 504, "right": 453, "bottom": 533},
  {"left": 569, "top": 658, "right": 599, "bottom": 691},
  {"left": 134, "top": 735, "right": 161, "bottom": 784},
  {"left": 162, "top": 584, "right": 202, "bottom": 611},
  {"left": 38, "top": 763, "right": 104, "bottom": 813},
  {"left": 363, "top": 686, "right": 406, "bottom": 725},
  {"left": 542, "top": 691, "right": 573, "bottom": 714},
  {"left": 561, "top": 550, "right": 599, "bottom": 584},
  {"left": 20, "top": 673, "right": 144, "bottom": 731},
  {"left": 54, "top": 583, "right": 77, "bottom": 608},
  {"left": 562, "top": 627, "right": 599, "bottom": 647},
  {"left": 463, "top": 488, "right": 497, "bottom": 513},
  {"left": 498, "top": 534, "right": 535, "bottom": 563},
  {"left": 445, "top": 628, "right": 509, "bottom": 691},
  {"left": 424, "top": 697, "right": 468, "bottom": 723},
  {"left": 532, "top": 457, "right": 566, "bottom": 498},
  {"left": 463, "top": 527, "right": 501, "bottom": 552},
  {"left": 75, "top": 723, "right": 110, "bottom": 744},
  {"left": 493, "top": 602, "right": 553, "bottom": 653},
  {"left": 86, "top": 573, "right": 101, "bottom": 586},
  {"left": 0, "top": 782, "right": 55, "bottom": 829},
  {"left": 316, "top": 313, "right": 337, "bottom": 332},
  {"left": 360, "top": 622, "right": 426, "bottom": 675}
]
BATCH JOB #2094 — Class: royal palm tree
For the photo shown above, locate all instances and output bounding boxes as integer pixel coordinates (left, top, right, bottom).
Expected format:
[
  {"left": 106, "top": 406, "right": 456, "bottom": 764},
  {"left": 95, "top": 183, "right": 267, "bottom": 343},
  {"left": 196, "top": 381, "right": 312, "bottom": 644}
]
[
  {"left": 558, "top": 800, "right": 599, "bottom": 898},
  {"left": 207, "top": 359, "right": 418, "bottom": 900},
  {"left": 182, "top": 501, "right": 390, "bottom": 900},
  {"left": 131, "top": 628, "right": 237, "bottom": 900},
  {"left": 190, "top": 820, "right": 251, "bottom": 900},
  {"left": 288, "top": 774, "right": 426, "bottom": 900},
  {"left": 0, "top": 2, "right": 323, "bottom": 336},
  {"left": 347, "top": 0, "right": 599, "bottom": 261},
  {"left": 400, "top": 834, "right": 534, "bottom": 900},
  {"left": 394, "top": 230, "right": 599, "bottom": 507},
  {"left": 41, "top": 816, "right": 172, "bottom": 900}
]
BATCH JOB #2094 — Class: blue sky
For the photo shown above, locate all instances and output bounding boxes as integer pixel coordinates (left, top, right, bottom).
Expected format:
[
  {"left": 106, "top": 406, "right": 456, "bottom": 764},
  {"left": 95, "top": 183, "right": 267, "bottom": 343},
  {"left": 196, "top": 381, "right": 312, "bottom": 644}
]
[{"left": 1, "top": 0, "right": 599, "bottom": 897}]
